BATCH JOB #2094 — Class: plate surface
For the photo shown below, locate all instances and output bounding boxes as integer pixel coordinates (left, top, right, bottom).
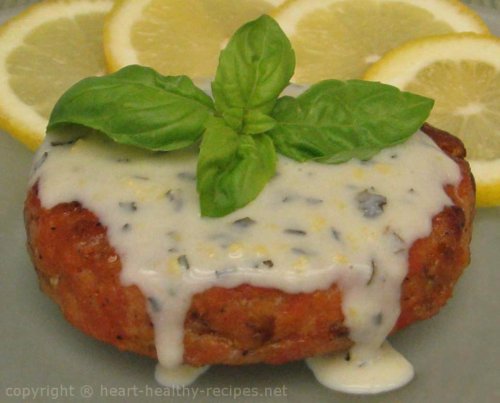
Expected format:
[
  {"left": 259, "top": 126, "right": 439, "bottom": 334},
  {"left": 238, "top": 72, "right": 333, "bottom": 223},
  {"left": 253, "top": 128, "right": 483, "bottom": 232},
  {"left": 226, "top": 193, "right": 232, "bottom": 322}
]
[{"left": 0, "top": 2, "right": 499, "bottom": 402}]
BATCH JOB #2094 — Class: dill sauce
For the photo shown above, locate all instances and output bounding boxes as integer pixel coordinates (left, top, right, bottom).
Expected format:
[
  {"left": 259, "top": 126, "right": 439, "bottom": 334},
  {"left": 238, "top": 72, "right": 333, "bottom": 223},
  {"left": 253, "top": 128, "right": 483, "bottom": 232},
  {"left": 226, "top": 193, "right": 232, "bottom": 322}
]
[{"left": 30, "top": 126, "right": 460, "bottom": 393}]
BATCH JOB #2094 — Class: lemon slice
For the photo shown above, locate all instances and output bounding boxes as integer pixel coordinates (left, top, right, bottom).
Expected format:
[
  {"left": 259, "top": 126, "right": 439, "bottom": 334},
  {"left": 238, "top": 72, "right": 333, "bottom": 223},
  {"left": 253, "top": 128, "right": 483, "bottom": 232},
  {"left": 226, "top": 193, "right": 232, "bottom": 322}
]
[
  {"left": 273, "top": 0, "right": 490, "bottom": 83},
  {"left": 0, "top": 0, "right": 113, "bottom": 150},
  {"left": 104, "top": 0, "right": 286, "bottom": 80},
  {"left": 364, "top": 33, "right": 500, "bottom": 207}
]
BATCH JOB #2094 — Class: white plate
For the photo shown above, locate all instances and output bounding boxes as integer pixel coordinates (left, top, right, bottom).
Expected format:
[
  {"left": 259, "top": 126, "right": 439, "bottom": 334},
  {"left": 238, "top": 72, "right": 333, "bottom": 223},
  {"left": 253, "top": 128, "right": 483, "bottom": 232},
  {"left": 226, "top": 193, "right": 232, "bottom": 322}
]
[{"left": 0, "top": 2, "right": 499, "bottom": 402}]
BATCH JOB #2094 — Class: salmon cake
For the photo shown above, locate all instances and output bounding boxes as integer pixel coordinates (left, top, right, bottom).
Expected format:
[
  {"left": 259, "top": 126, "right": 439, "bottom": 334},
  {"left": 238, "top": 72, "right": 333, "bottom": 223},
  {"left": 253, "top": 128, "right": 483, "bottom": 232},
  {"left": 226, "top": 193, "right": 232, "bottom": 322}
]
[{"left": 25, "top": 123, "right": 474, "bottom": 385}]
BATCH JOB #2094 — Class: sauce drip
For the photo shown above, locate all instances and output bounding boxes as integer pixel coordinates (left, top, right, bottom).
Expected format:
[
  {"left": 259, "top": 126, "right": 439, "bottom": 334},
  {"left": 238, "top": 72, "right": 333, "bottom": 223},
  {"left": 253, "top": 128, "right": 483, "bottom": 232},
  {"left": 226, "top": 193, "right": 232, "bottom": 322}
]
[
  {"left": 307, "top": 341, "right": 414, "bottom": 394},
  {"left": 155, "top": 363, "right": 209, "bottom": 387}
]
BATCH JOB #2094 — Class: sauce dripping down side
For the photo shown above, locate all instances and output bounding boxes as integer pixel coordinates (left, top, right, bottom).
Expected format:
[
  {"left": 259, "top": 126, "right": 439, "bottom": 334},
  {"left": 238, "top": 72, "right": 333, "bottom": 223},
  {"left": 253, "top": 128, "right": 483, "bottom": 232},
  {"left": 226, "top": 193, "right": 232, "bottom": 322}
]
[
  {"left": 307, "top": 341, "right": 414, "bottom": 394},
  {"left": 155, "top": 364, "right": 209, "bottom": 387}
]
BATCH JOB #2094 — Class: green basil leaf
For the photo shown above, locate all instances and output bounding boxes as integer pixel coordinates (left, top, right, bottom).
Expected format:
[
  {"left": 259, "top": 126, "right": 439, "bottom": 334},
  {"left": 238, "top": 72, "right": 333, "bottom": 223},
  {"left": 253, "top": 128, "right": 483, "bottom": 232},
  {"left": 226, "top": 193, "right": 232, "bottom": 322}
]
[
  {"left": 48, "top": 65, "right": 214, "bottom": 151},
  {"left": 242, "top": 110, "right": 276, "bottom": 135},
  {"left": 221, "top": 108, "right": 276, "bottom": 135},
  {"left": 197, "top": 117, "right": 276, "bottom": 217},
  {"left": 270, "top": 80, "right": 434, "bottom": 163},
  {"left": 212, "top": 14, "right": 295, "bottom": 117},
  {"left": 222, "top": 107, "right": 245, "bottom": 132}
]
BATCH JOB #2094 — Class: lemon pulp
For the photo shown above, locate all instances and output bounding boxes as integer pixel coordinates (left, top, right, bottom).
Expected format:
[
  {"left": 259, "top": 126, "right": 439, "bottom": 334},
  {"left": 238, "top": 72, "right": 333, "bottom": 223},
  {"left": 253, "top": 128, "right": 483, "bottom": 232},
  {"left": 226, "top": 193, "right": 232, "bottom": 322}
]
[
  {"left": 405, "top": 59, "right": 500, "bottom": 160},
  {"left": 273, "top": 0, "right": 489, "bottom": 82},
  {"left": 7, "top": 13, "right": 107, "bottom": 120},
  {"left": 107, "top": 0, "right": 285, "bottom": 78}
]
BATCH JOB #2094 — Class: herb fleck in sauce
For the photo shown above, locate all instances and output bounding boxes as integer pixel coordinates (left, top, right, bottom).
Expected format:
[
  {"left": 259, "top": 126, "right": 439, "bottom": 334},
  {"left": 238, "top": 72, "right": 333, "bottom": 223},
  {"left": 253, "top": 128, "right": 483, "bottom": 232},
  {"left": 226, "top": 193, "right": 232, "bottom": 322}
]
[{"left": 232, "top": 217, "right": 256, "bottom": 228}]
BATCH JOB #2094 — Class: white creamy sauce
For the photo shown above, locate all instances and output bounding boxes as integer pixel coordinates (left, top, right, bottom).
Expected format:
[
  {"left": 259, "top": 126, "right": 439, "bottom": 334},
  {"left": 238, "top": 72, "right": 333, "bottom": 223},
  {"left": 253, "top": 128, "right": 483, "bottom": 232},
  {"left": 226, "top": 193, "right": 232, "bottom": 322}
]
[
  {"left": 155, "top": 363, "right": 209, "bottom": 387},
  {"left": 30, "top": 126, "right": 460, "bottom": 393},
  {"left": 306, "top": 341, "right": 414, "bottom": 394}
]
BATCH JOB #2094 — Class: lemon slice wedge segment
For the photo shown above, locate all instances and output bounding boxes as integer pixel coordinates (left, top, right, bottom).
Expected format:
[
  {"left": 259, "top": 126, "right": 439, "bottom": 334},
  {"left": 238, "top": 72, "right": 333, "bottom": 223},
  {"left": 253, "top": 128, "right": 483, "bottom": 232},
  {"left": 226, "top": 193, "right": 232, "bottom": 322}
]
[{"left": 0, "top": 0, "right": 113, "bottom": 150}]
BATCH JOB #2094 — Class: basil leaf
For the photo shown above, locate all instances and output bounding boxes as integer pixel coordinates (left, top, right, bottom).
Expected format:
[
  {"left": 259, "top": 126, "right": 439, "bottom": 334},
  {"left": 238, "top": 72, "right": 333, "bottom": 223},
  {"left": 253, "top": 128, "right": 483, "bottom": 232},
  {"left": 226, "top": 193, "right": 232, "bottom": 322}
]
[
  {"left": 242, "top": 110, "right": 276, "bottom": 135},
  {"left": 270, "top": 80, "right": 434, "bottom": 163},
  {"left": 197, "top": 117, "right": 276, "bottom": 217},
  {"left": 48, "top": 65, "right": 214, "bottom": 151},
  {"left": 221, "top": 107, "right": 245, "bottom": 132},
  {"left": 212, "top": 14, "right": 295, "bottom": 117},
  {"left": 222, "top": 108, "right": 276, "bottom": 135}
]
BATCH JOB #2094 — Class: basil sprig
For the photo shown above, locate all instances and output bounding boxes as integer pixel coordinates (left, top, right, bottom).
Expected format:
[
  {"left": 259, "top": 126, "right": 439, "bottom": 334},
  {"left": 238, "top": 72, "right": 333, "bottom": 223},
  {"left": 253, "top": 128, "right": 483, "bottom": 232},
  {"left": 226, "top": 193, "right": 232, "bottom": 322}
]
[{"left": 48, "top": 15, "right": 434, "bottom": 217}]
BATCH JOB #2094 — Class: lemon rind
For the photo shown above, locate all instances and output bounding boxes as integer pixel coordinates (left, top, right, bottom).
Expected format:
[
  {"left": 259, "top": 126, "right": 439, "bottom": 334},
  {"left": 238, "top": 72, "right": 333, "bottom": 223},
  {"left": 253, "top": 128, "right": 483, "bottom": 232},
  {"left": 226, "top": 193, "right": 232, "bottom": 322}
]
[
  {"left": 476, "top": 183, "right": 500, "bottom": 207},
  {"left": 103, "top": 0, "right": 150, "bottom": 73},
  {"left": 471, "top": 159, "right": 500, "bottom": 207}
]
